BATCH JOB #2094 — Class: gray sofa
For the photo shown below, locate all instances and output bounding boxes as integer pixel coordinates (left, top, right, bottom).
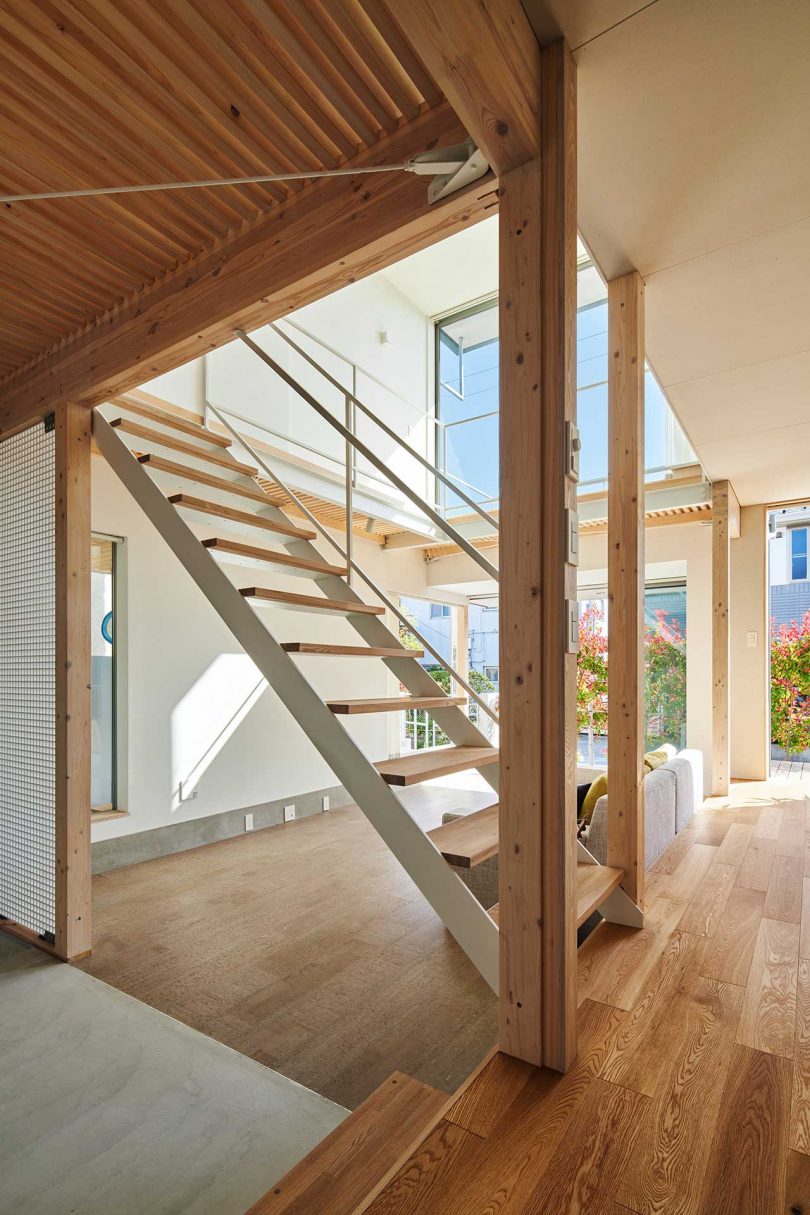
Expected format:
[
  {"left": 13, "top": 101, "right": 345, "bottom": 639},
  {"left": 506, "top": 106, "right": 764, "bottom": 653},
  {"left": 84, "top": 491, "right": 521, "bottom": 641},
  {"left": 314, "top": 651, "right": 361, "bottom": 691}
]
[
  {"left": 442, "top": 746, "right": 704, "bottom": 910},
  {"left": 586, "top": 747, "right": 703, "bottom": 867}
]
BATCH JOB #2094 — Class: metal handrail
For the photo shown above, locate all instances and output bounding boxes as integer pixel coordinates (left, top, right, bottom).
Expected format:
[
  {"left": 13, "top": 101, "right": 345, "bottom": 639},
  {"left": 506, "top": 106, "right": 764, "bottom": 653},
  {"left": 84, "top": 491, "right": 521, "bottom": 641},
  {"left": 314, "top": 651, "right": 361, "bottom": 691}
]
[
  {"left": 237, "top": 330, "right": 499, "bottom": 581},
  {"left": 206, "top": 401, "right": 499, "bottom": 725},
  {"left": 282, "top": 317, "right": 442, "bottom": 431},
  {"left": 269, "top": 323, "right": 499, "bottom": 535}
]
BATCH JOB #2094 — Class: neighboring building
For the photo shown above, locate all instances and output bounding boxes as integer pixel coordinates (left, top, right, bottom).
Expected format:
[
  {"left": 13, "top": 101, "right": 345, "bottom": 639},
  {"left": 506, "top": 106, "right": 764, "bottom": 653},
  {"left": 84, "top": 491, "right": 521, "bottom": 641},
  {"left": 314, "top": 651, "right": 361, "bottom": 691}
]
[{"left": 769, "top": 504, "right": 810, "bottom": 628}]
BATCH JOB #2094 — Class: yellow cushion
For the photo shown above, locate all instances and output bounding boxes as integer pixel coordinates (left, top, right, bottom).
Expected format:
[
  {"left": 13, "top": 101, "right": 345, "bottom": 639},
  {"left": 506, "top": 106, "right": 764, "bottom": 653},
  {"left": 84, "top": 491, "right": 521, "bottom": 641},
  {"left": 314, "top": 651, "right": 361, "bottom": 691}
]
[
  {"left": 644, "top": 749, "right": 668, "bottom": 773},
  {"left": 580, "top": 773, "right": 608, "bottom": 824}
]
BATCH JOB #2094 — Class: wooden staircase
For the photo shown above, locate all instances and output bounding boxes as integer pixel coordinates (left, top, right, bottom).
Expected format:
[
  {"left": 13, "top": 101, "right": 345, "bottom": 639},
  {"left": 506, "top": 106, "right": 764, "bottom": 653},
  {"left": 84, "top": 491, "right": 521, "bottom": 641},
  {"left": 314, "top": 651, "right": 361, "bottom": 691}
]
[{"left": 96, "top": 392, "right": 628, "bottom": 993}]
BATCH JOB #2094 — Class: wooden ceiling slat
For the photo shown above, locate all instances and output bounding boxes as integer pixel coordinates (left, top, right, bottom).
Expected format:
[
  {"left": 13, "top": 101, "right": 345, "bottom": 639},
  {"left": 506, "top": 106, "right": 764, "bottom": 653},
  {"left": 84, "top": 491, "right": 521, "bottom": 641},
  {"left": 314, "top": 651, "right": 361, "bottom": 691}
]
[
  {"left": 243, "top": 0, "right": 375, "bottom": 147},
  {"left": 100, "top": 0, "right": 292, "bottom": 205},
  {"left": 313, "top": 0, "right": 417, "bottom": 119},
  {"left": 0, "top": 8, "right": 252, "bottom": 234},
  {"left": 0, "top": 0, "right": 467, "bottom": 386},
  {"left": 49, "top": 0, "right": 272, "bottom": 221},
  {"left": 357, "top": 0, "right": 442, "bottom": 107},
  {"left": 0, "top": 44, "right": 226, "bottom": 247},
  {"left": 282, "top": 0, "right": 399, "bottom": 133},
  {"left": 0, "top": 123, "right": 187, "bottom": 270},
  {"left": 222, "top": 0, "right": 358, "bottom": 161},
  {"left": 164, "top": 0, "right": 336, "bottom": 173}
]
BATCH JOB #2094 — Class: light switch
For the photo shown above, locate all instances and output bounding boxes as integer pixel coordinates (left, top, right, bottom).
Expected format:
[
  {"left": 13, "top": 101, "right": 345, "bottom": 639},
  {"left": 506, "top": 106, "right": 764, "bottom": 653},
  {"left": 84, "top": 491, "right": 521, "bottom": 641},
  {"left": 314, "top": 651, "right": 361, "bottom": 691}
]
[
  {"left": 565, "top": 508, "right": 580, "bottom": 565},
  {"left": 747, "top": 631, "right": 758, "bottom": 648},
  {"left": 566, "top": 600, "right": 580, "bottom": 654}
]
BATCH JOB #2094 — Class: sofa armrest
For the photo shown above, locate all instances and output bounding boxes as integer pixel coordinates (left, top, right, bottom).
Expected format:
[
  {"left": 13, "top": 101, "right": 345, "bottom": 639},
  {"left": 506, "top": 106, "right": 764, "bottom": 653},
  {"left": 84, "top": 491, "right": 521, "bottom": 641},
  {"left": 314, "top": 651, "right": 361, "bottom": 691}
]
[
  {"left": 676, "top": 749, "right": 704, "bottom": 811},
  {"left": 586, "top": 796, "right": 609, "bottom": 865}
]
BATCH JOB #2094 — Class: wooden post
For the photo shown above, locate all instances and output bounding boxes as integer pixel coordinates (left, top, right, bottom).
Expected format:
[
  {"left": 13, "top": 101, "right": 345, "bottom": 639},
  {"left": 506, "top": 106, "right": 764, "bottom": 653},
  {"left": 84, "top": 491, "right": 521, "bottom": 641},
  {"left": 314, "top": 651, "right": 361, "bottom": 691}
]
[
  {"left": 452, "top": 603, "right": 469, "bottom": 694},
  {"left": 607, "top": 272, "right": 645, "bottom": 908},
  {"left": 499, "top": 40, "right": 577, "bottom": 1071},
  {"left": 712, "top": 480, "right": 739, "bottom": 795},
  {"left": 54, "top": 403, "right": 92, "bottom": 960}
]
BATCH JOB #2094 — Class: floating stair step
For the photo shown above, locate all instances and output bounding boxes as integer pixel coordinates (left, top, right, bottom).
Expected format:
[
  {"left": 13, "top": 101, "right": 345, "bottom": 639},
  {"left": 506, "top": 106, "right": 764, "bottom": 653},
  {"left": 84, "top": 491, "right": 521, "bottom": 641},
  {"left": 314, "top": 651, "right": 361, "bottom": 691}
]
[
  {"left": 375, "top": 745, "right": 499, "bottom": 787},
  {"left": 139, "top": 455, "right": 271, "bottom": 504},
  {"left": 576, "top": 863, "right": 624, "bottom": 927},
  {"left": 111, "top": 418, "right": 255, "bottom": 475},
  {"left": 282, "top": 642, "right": 425, "bottom": 659},
  {"left": 241, "top": 587, "right": 384, "bottom": 616},
  {"left": 168, "top": 495, "right": 316, "bottom": 542},
  {"left": 112, "top": 396, "right": 232, "bottom": 447},
  {"left": 246, "top": 1071, "right": 447, "bottom": 1215},
  {"left": 428, "top": 804, "right": 499, "bottom": 867},
  {"left": 327, "top": 695, "right": 465, "bottom": 715},
  {"left": 202, "top": 537, "right": 346, "bottom": 578}
]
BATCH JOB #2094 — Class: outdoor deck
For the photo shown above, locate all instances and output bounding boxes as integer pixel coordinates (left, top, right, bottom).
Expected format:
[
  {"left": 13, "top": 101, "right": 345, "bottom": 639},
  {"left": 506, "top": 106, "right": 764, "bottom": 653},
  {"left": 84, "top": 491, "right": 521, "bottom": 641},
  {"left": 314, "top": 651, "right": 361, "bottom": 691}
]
[{"left": 772, "top": 760, "right": 810, "bottom": 783}]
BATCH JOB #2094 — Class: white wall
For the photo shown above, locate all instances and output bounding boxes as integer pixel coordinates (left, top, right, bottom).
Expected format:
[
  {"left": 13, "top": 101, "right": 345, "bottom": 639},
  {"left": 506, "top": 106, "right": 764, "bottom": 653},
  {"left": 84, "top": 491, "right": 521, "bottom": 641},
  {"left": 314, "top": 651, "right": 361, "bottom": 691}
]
[{"left": 90, "top": 458, "right": 430, "bottom": 843}]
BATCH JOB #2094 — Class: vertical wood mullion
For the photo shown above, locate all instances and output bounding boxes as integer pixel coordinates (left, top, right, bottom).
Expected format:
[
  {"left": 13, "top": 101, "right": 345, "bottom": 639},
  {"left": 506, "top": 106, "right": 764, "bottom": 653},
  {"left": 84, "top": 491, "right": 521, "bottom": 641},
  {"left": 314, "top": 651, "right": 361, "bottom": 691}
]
[
  {"left": 54, "top": 402, "right": 92, "bottom": 959},
  {"left": 712, "top": 480, "right": 732, "bottom": 796},
  {"left": 607, "top": 271, "right": 646, "bottom": 908},
  {"left": 499, "top": 39, "right": 577, "bottom": 1071}
]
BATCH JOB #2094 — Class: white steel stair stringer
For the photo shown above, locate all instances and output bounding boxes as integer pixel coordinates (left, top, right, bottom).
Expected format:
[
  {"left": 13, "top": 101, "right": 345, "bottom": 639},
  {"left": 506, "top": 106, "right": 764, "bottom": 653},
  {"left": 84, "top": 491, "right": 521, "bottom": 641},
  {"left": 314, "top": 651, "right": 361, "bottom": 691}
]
[{"left": 94, "top": 412, "right": 500, "bottom": 991}]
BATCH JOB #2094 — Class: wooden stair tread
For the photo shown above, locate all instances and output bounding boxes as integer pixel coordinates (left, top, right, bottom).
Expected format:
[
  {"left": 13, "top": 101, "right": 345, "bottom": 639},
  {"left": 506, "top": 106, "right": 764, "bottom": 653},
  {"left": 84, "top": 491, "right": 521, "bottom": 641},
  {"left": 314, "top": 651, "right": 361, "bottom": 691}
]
[
  {"left": 111, "top": 417, "right": 255, "bottom": 474},
  {"left": 113, "top": 396, "right": 232, "bottom": 447},
  {"left": 375, "top": 746, "right": 499, "bottom": 787},
  {"left": 245, "top": 1071, "right": 447, "bottom": 1215},
  {"left": 576, "top": 862, "right": 624, "bottom": 927},
  {"left": 428, "top": 804, "right": 499, "bottom": 867},
  {"left": 488, "top": 903, "right": 499, "bottom": 925},
  {"left": 168, "top": 495, "right": 315, "bottom": 541},
  {"left": 282, "top": 642, "right": 425, "bottom": 658},
  {"left": 139, "top": 454, "right": 271, "bottom": 504},
  {"left": 202, "top": 537, "right": 346, "bottom": 577},
  {"left": 327, "top": 695, "right": 465, "bottom": 715},
  {"left": 241, "top": 587, "right": 384, "bottom": 616}
]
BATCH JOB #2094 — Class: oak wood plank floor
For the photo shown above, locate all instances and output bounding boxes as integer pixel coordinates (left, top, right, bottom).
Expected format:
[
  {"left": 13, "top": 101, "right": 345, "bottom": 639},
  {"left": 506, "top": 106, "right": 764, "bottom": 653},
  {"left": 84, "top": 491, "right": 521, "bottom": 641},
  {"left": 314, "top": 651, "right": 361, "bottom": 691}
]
[
  {"left": 79, "top": 785, "right": 498, "bottom": 1110},
  {"left": 366, "top": 787, "right": 810, "bottom": 1214}
]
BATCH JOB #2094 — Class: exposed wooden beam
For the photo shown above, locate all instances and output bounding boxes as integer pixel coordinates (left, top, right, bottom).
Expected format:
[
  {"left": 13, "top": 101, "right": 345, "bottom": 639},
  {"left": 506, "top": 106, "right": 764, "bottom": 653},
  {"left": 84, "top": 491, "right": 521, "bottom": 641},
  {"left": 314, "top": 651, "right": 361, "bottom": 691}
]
[
  {"left": 499, "top": 40, "right": 577, "bottom": 1073},
  {"left": 388, "top": 0, "right": 542, "bottom": 175},
  {"left": 0, "top": 104, "right": 494, "bottom": 434},
  {"left": 54, "top": 403, "right": 92, "bottom": 960},
  {"left": 712, "top": 479, "right": 738, "bottom": 796},
  {"left": 607, "top": 271, "right": 646, "bottom": 909}
]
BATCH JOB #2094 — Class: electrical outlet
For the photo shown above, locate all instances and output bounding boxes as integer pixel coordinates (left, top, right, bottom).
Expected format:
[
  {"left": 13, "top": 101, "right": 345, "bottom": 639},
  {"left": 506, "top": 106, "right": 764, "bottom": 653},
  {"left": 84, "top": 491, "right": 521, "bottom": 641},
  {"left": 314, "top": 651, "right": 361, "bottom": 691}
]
[
  {"left": 284, "top": 804, "right": 296, "bottom": 823},
  {"left": 244, "top": 813, "right": 254, "bottom": 831},
  {"left": 321, "top": 795, "right": 330, "bottom": 813}
]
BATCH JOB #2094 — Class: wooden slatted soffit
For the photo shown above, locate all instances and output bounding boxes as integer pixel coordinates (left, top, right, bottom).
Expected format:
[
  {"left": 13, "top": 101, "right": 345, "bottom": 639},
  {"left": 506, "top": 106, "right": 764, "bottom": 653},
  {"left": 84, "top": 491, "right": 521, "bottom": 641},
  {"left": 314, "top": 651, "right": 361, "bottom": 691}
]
[{"left": 0, "top": 1, "right": 494, "bottom": 427}]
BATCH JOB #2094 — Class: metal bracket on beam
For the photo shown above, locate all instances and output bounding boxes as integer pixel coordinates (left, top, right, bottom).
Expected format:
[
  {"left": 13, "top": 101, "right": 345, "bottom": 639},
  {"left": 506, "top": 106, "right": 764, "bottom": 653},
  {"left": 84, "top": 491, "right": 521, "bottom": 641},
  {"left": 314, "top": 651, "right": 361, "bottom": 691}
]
[{"left": 407, "top": 140, "right": 490, "bottom": 203}]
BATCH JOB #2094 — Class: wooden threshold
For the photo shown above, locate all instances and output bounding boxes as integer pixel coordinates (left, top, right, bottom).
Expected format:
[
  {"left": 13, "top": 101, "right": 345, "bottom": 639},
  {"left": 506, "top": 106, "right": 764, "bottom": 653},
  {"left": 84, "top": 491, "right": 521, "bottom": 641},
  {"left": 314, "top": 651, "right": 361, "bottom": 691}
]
[
  {"left": 375, "top": 746, "right": 499, "bottom": 787},
  {"left": 576, "top": 862, "right": 624, "bottom": 927},
  {"left": 241, "top": 587, "right": 384, "bottom": 616},
  {"left": 202, "top": 537, "right": 346, "bottom": 577},
  {"left": 111, "top": 418, "right": 254, "bottom": 474},
  {"left": 282, "top": 642, "right": 425, "bottom": 659},
  {"left": 167, "top": 495, "right": 315, "bottom": 541},
  {"left": 139, "top": 455, "right": 271, "bottom": 505},
  {"left": 245, "top": 1071, "right": 447, "bottom": 1215},
  {"left": 427, "top": 803, "right": 499, "bottom": 867}
]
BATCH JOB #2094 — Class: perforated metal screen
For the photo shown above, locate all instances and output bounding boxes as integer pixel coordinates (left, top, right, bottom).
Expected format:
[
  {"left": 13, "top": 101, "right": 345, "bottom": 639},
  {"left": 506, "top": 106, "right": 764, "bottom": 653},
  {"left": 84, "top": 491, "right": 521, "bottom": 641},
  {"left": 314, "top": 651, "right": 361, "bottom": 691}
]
[{"left": 0, "top": 420, "right": 56, "bottom": 938}]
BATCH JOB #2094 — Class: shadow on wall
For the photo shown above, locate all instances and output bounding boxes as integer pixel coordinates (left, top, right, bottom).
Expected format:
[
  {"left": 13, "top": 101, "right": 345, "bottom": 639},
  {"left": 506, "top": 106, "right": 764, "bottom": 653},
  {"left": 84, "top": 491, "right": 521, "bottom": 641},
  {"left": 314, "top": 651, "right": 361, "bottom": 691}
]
[{"left": 171, "top": 653, "right": 267, "bottom": 809}]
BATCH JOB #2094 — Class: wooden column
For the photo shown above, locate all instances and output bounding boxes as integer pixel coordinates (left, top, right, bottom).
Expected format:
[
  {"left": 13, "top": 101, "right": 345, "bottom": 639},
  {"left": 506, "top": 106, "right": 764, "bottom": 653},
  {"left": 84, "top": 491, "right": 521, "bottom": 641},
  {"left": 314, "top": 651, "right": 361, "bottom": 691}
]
[
  {"left": 54, "top": 403, "right": 92, "bottom": 960},
  {"left": 607, "top": 272, "right": 645, "bottom": 908},
  {"left": 499, "top": 40, "right": 577, "bottom": 1071},
  {"left": 452, "top": 602, "right": 469, "bottom": 692},
  {"left": 712, "top": 480, "right": 740, "bottom": 795}
]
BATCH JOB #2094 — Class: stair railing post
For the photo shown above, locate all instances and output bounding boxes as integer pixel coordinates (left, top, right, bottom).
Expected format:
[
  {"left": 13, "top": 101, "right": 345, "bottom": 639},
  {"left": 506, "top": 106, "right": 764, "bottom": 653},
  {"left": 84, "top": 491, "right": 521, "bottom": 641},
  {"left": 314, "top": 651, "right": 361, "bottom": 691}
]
[{"left": 345, "top": 387, "right": 354, "bottom": 587}]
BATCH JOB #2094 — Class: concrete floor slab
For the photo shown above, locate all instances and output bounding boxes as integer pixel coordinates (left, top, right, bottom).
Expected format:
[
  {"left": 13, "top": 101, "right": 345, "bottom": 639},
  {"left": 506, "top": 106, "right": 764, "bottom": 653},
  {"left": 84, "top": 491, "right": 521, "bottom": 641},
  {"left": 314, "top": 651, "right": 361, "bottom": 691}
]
[{"left": 0, "top": 934, "right": 346, "bottom": 1215}]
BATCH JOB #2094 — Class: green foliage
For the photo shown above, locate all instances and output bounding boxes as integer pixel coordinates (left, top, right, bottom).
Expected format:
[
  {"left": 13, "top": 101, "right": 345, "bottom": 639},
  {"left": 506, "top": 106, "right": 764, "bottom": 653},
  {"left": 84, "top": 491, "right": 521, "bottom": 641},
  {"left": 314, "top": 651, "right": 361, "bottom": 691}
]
[
  {"left": 576, "top": 603, "right": 687, "bottom": 750},
  {"left": 770, "top": 609, "right": 810, "bottom": 756}
]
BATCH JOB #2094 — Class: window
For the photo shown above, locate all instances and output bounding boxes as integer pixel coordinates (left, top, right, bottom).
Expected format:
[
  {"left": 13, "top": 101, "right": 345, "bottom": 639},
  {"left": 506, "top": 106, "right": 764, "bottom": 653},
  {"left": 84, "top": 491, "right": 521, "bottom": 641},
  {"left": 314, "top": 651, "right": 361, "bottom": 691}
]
[
  {"left": 430, "top": 603, "right": 451, "bottom": 618},
  {"left": 91, "top": 536, "right": 117, "bottom": 811},
  {"left": 791, "top": 527, "right": 808, "bottom": 581},
  {"left": 484, "top": 665, "right": 499, "bottom": 685}
]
